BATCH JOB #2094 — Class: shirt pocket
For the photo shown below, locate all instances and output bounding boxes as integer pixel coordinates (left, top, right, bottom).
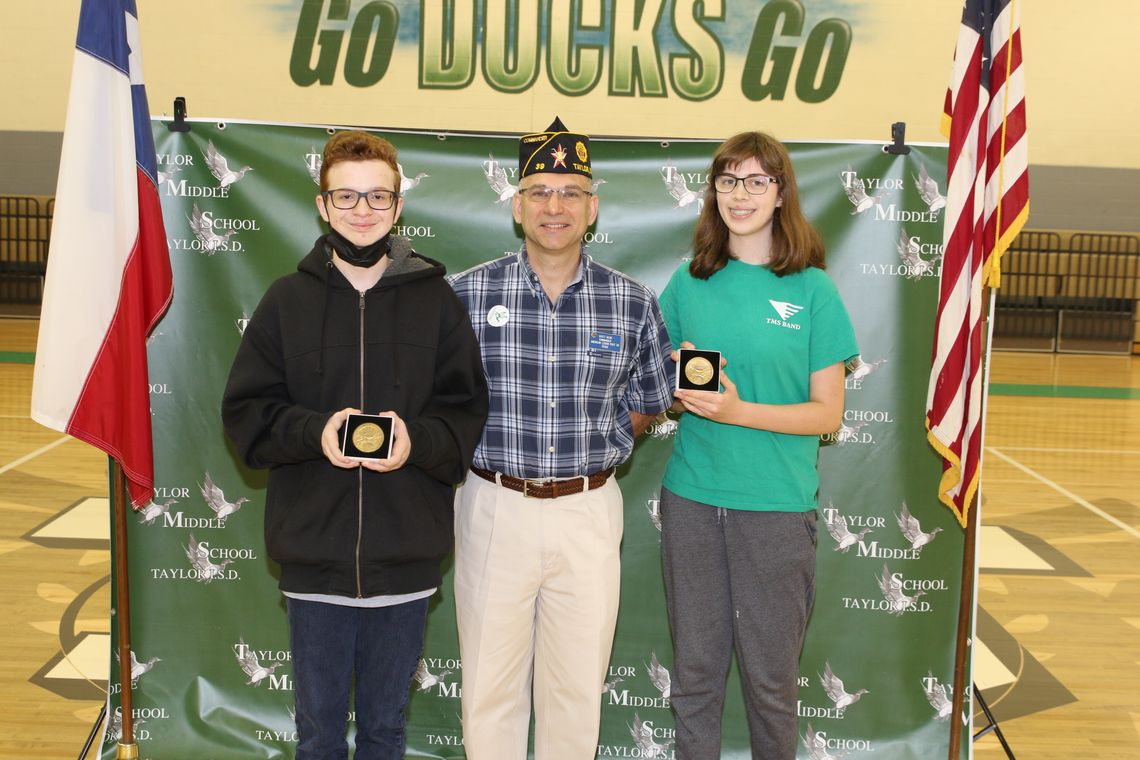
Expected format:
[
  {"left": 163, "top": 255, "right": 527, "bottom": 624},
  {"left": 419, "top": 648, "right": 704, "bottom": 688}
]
[{"left": 585, "top": 345, "right": 628, "bottom": 394}]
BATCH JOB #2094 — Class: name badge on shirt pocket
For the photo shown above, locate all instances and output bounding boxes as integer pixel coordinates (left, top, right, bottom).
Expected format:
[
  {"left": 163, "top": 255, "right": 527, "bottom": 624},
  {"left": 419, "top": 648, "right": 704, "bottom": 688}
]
[{"left": 588, "top": 330, "right": 622, "bottom": 353}]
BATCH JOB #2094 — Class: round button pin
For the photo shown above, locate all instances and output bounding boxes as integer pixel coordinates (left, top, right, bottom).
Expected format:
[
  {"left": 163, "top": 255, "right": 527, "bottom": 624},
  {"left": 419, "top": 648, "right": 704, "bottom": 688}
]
[{"left": 487, "top": 305, "right": 510, "bottom": 327}]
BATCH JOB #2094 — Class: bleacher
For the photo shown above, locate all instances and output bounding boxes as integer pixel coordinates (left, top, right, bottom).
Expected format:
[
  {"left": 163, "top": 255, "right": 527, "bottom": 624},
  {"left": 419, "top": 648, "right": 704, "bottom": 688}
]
[
  {"left": 994, "top": 230, "right": 1140, "bottom": 353},
  {"left": 3, "top": 199, "right": 1138, "bottom": 352},
  {"left": 0, "top": 195, "right": 53, "bottom": 308}
]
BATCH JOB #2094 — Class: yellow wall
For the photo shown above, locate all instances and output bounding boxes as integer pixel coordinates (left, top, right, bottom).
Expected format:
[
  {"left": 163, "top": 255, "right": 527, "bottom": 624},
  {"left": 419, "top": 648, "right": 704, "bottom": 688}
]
[{"left": 1, "top": 0, "right": 1136, "bottom": 167}]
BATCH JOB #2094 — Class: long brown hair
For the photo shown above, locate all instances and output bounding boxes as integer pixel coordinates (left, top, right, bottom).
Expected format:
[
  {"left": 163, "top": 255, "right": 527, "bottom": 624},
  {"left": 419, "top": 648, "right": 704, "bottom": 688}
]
[{"left": 690, "top": 132, "right": 825, "bottom": 279}]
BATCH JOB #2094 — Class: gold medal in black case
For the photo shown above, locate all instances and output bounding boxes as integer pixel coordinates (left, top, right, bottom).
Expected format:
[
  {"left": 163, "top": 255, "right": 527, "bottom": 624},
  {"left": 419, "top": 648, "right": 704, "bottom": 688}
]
[
  {"left": 341, "top": 413, "right": 393, "bottom": 460},
  {"left": 677, "top": 348, "right": 721, "bottom": 391}
]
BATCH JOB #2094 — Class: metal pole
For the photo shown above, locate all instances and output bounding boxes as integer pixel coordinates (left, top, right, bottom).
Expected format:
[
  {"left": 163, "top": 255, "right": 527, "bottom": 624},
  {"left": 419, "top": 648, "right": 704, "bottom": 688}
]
[
  {"left": 947, "top": 491, "right": 978, "bottom": 759},
  {"left": 77, "top": 702, "right": 106, "bottom": 760},
  {"left": 111, "top": 460, "right": 138, "bottom": 760},
  {"left": 947, "top": 288, "right": 996, "bottom": 759}
]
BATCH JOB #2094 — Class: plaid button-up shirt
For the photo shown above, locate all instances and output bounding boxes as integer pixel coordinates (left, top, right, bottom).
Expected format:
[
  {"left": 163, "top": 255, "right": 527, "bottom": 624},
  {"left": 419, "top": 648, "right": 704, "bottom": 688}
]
[{"left": 449, "top": 247, "right": 673, "bottom": 479}]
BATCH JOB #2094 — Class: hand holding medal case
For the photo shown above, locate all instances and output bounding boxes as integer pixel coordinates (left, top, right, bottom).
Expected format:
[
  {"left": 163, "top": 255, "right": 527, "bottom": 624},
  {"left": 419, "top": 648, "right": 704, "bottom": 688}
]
[
  {"left": 340, "top": 413, "right": 394, "bottom": 460},
  {"left": 676, "top": 348, "right": 721, "bottom": 392}
]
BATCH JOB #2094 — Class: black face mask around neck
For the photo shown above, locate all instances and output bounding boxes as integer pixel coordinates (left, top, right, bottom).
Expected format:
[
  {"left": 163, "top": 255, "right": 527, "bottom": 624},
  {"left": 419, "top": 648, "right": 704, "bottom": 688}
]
[{"left": 326, "top": 228, "right": 392, "bottom": 268}]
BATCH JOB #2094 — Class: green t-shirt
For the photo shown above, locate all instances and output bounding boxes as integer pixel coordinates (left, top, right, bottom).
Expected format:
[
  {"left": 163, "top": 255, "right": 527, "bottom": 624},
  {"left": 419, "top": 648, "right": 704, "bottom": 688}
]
[{"left": 660, "top": 258, "right": 858, "bottom": 512}]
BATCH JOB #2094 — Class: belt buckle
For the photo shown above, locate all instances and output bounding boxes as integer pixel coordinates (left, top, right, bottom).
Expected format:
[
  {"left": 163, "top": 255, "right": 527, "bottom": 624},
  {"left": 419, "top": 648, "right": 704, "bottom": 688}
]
[{"left": 522, "top": 478, "right": 544, "bottom": 498}]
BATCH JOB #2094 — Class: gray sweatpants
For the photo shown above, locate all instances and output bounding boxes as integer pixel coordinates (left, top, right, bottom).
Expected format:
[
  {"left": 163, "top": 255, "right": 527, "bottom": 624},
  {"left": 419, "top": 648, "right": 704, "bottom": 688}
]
[{"left": 660, "top": 488, "right": 818, "bottom": 760}]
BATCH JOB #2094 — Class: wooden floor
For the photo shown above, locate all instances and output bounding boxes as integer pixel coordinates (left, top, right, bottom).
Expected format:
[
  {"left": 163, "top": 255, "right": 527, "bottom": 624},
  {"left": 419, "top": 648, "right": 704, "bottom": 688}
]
[{"left": 1, "top": 317, "right": 1138, "bottom": 759}]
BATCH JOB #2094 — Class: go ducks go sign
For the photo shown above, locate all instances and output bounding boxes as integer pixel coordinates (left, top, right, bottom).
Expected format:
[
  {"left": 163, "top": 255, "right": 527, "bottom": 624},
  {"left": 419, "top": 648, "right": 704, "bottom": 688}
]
[{"left": 290, "top": 0, "right": 851, "bottom": 103}]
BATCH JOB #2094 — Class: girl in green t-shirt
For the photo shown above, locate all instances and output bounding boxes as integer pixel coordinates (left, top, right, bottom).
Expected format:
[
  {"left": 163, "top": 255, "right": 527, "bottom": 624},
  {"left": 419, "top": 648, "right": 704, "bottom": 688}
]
[{"left": 659, "top": 132, "right": 858, "bottom": 759}]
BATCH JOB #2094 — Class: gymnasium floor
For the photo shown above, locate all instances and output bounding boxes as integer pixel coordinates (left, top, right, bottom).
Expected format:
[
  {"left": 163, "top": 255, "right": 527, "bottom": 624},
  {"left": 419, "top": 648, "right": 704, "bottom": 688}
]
[{"left": 1, "top": 317, "right": 1138, "bottom": 759}]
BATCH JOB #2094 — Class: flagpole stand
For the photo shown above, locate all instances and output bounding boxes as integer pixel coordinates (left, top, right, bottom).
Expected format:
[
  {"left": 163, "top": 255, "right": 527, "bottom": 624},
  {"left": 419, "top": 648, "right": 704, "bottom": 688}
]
[
  {"left": 973, "top": 683, "right": 1016, "bottom": 758},
  {"left": 77, "top": 703, "right": 106, "bottom": 760},
  {"left": 116, "top": 743, "right": 139, "bottom": 760}
]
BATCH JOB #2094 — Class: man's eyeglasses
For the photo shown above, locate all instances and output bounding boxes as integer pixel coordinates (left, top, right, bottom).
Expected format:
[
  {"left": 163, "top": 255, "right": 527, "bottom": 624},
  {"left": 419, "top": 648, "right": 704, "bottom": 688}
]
[
  {"left": 323, "top": 188, "right": 398, "bottom": 211},
  {"left": 711, "top": 174, "right": 779, "bottom": 196},
  {"left": 518, "top": 185, "right": 593, "bottom": 205}
]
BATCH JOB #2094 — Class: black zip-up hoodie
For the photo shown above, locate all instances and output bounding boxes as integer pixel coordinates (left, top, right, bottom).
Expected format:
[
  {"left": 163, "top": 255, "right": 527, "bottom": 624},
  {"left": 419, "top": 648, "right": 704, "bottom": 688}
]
[{"left": 221, "top": 234, "right": 488, "bottom": 597}]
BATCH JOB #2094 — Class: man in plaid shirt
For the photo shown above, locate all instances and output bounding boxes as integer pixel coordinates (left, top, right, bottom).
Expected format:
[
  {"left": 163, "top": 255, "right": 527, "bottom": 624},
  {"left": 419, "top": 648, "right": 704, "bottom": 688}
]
[{"left": 448, "top": 117, "right": 673, "bottom": 760}]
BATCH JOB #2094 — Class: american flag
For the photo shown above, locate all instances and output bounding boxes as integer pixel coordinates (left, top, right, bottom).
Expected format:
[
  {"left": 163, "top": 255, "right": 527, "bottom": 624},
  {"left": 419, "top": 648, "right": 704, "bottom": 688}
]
[
  {"left": 926, "top": 0, "right": 1028, "bottom": 526},
  {"left": 31, "top": 0, "right": 173, "bottom": 508}
]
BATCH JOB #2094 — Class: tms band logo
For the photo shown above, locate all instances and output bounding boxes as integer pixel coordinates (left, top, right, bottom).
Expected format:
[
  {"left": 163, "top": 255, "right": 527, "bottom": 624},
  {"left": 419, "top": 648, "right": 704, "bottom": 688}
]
[
  {"left": 823, "top": 502, "right": 942, "bottom": 560},
  {"left": 660, "top": 163, "right": 705, "bottom": 211},
  {"left": 234, "top": 638, "right": 289, "bottom": 688},
  {"left": 767, "top": 299, "right": 803, "bottom": 330}
]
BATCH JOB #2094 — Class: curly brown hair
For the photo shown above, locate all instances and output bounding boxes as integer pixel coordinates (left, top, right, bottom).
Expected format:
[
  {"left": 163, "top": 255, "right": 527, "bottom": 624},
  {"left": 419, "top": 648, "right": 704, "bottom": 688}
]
[
  {"left": 690, "top": 132, "right": 824, "bottom": 280},
  {"left": 319, "top": 131, "right": 400, "bottom": 192}
]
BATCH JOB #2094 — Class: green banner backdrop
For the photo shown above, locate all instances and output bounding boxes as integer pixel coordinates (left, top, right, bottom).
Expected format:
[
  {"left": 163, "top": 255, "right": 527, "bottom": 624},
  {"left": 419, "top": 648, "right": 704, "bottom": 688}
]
[{"left": 100, "top": 119, "right": 965, "bottom": 759}]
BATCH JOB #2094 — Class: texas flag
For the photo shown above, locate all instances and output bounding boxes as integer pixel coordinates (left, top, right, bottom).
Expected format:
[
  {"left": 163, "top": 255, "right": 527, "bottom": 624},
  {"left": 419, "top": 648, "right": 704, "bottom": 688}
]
[{"left": 31, "top": 0, "right": 173, "bottom": 509}]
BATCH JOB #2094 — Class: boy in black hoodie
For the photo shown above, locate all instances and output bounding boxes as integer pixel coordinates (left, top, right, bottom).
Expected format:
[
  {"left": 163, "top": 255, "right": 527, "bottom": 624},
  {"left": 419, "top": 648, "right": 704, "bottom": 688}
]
[{"left": 222, "top": 131, "right": 487, "bottom": 760}]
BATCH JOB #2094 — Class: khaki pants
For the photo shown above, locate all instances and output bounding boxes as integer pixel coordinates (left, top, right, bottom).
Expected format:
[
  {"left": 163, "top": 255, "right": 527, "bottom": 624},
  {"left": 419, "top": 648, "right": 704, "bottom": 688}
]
[{"left": 454, "top": 473, "right": 624, "bottom": 760}]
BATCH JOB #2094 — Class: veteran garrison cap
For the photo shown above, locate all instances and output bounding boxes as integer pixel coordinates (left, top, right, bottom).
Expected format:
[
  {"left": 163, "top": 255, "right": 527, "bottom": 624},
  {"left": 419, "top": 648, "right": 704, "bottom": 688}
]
[{"left": 519, "top": 116, "right": 592, "bottom": 179}]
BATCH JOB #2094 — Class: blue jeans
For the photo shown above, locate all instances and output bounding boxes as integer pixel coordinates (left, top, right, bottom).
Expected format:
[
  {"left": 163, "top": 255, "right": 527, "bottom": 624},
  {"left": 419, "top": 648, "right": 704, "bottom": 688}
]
[{"left": 286, "top": 597, "right": 428, "bottom": 760}]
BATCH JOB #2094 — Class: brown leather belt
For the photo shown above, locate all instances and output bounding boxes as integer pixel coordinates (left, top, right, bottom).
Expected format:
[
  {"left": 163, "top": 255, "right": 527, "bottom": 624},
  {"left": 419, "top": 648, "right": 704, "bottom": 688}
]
[{"left": 470, "top": 466, "right": 614, "bottom": 499}]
